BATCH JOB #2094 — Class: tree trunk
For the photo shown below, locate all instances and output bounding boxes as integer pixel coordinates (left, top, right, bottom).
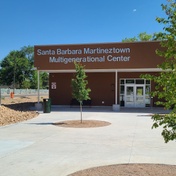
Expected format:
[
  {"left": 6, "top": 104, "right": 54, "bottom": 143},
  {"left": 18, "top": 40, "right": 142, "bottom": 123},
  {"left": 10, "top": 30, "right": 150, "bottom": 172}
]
[{"left": 80, "top": 101, "right": 83, "bottom": 123}]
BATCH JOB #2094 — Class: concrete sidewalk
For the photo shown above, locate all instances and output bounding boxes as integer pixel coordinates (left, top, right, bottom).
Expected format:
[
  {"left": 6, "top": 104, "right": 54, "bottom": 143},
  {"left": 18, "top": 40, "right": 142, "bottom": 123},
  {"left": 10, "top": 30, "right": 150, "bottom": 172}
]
[{"left": 0, "top": 108, "right": 175, "bottom": 176}]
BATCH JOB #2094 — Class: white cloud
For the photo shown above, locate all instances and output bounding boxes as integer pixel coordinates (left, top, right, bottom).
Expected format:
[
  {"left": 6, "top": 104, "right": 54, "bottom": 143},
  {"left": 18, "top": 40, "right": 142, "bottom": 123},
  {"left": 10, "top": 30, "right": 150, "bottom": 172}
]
[{"left": 133, "top": 9, "right": 137, "bottom": 12}]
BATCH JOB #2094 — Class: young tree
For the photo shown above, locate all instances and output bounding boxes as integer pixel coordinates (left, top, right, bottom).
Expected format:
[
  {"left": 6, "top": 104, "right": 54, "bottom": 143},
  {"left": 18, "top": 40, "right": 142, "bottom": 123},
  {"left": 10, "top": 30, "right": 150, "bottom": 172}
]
[
  {"left": 71, "top": 62, "right": 91, "bottom": 123},
  {"left": 142, "top": 0, "right": 176, "bottom": 143}
]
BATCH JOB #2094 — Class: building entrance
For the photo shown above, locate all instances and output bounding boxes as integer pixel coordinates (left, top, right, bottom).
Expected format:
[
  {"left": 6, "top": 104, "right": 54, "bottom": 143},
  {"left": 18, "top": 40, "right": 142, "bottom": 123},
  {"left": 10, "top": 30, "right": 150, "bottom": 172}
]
[
  {"left": 125, "top": 85, "right": 145, "bottom": 107},
  {"left": 120, "top": 79, "right": 151, "bottom": 108}
]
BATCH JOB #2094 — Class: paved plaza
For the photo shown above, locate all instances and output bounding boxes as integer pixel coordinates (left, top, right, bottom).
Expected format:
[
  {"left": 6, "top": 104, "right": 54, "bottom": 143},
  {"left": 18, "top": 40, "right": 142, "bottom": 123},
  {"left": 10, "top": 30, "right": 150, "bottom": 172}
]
[{"left": 0, "top": 107, "right": 175, "bottom": 176}]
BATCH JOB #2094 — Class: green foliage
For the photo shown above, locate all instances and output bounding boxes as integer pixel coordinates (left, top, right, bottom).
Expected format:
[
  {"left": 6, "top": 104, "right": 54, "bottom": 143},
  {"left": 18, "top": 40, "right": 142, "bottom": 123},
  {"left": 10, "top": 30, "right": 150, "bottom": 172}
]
[
  {"left": 122, "top": 37, "right": 138, "bottom": 42},
  {"left": 152, "top": 113, "right": 176, "bottom": 143},
  {"left": 71, "top": 62, "right": 91, "bottom": 123},
  {"left": 71, "top": 62, "right": 91, "bottom": 103},
  {"left": 0, "top": 50, "right": 31, "bottom": 88},
  {"left": 21, "top": 45, "right": 34, "bottom": 63},
  {"left": 0, "top": 46, "right": 48, "bottom": 89},
  {"left": 41, "top": 72, "right": 49, "bottom": 89},
  {"left": 122, "top": 32, "right": 153, "bottom": 42},
  {"left": 30, "top": 70, "right": 43, "bottom": 89},
  {"left": 141, "top": 0, "right": 176, "bottom": 143},
  {"left": 21, "top": 79, "right": 31, "bottom": 89},
  {"left": 138, "top": 32, "right": 153, "bottom": 41}
]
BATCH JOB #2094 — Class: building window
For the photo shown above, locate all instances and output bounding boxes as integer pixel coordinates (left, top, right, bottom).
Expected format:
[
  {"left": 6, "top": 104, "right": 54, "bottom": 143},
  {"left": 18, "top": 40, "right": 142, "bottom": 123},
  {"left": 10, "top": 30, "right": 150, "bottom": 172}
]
[
  {"left": 136, "top": 79, "right": 144, "bottom": 84},
  {"left": 126, "top": 79, "right": 134, "bottom": 84}
]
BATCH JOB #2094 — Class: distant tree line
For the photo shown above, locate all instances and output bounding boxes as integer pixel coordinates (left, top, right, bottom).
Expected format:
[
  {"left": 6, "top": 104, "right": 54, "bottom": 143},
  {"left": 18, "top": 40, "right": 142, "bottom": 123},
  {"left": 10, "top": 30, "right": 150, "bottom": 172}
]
[
  {"left": 0, "top": 46, "right": 48, "bottom": 89},
  {"left": 122, "top": 32, "right": 163, "bottom": 42}
]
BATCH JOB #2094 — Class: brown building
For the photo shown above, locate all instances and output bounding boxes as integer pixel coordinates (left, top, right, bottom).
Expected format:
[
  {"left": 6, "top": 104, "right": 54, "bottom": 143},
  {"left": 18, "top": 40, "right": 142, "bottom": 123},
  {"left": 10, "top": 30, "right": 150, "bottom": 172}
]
[{"left": 34, "top": 41, "right": 164, "bottom": 109}]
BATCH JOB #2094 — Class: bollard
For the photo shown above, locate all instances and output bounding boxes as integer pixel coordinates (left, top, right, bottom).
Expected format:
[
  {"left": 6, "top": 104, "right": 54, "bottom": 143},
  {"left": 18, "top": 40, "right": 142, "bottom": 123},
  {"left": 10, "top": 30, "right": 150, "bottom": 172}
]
[{"left": 10, "top": 92, "right": 14, "bottom": 98}]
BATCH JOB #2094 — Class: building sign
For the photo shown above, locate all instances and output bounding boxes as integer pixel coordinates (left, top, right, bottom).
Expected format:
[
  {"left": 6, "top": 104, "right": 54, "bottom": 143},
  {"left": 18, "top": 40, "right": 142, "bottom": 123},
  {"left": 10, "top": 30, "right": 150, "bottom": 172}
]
[
  {"left": 34, "top": 42, "right": 163, "bottom": 70},
  {"left": 51, "top": 82, "right": 56, "bottom": 89},
  {"left": 36, "top": 47, "right": 131, "bottom": 64}
]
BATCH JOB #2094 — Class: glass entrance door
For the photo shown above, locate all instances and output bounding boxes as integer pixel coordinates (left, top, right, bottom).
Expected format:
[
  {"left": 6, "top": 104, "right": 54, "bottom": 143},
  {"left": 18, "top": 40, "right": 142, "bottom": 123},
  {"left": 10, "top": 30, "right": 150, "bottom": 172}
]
[
  {"left": 125, "top": 85, "right": 145, "bottom": 107},
  {"left": 125, "top": 85, "right": 135, "bottom": 107},
  {"left": 135, "top": 86, "right": 145, "bottom": 107}
]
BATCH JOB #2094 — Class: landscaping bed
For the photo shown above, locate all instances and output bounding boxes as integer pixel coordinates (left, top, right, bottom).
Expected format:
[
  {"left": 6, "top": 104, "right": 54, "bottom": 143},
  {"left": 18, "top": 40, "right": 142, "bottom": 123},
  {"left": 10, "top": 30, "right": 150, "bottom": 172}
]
[{"left": 0, "top": 96, "right": 44, "bottom": 126}]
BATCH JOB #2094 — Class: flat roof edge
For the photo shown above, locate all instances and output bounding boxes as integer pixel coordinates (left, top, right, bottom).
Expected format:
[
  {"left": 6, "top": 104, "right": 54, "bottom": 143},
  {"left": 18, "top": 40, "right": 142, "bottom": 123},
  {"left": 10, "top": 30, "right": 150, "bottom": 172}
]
[{"left": 34, "top": 41, "right": 161, "bottom": 47}]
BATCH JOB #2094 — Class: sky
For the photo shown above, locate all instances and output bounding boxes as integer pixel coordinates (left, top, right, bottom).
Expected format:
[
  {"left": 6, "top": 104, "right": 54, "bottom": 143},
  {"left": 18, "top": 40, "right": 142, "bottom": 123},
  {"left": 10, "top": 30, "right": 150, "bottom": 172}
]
[{"left": 0, "top": 0, "right": 167, "bottom": 60}]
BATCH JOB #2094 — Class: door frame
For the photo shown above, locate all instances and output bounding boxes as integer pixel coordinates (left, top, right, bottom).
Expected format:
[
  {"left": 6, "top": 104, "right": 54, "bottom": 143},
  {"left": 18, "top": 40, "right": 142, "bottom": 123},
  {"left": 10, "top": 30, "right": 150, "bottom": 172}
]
[{"left": 125, "top": 84, "right": 145, "bottom": 107}]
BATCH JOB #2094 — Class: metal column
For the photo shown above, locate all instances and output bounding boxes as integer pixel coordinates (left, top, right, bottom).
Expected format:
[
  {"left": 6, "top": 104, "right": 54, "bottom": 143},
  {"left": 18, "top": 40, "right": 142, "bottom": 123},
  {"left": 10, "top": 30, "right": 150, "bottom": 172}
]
[
  {"left": 37, "top": 70, "right": 40, "bottom": 103},
  {"left": 115, "top": 70, "right": 118, "bottom": 104}
]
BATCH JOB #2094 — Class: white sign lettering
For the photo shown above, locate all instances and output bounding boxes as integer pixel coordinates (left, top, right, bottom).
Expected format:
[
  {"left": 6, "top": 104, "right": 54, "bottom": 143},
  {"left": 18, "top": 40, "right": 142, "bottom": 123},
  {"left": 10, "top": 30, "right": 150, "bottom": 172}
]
[
  {"left": 37, "top": 47, "right": 131, "bottom": 64},
  {"left": 84, "top": 47, "right": 130, "bottom": 54},
  {"left": 37, "top": 49, "right": 55, "bottom": 55},
  {"left": 107, "top": 55, "right": 130, "bottom": 62},
  {"left": 49, "top": 55, "right": 130, "bottom": 64},
  {"left": 57, "top": 48, "right": 82, "bottom": 55}
]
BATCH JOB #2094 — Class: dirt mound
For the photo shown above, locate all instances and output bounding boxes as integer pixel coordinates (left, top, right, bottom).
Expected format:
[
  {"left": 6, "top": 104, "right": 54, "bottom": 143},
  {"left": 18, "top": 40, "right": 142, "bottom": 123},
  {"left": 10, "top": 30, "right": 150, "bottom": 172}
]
[
  {"left": 0, "top": 105, "right": 38, "bottom": 126},
  {"left": 0, "top": 96, "right": 45, "bottom": 126}
]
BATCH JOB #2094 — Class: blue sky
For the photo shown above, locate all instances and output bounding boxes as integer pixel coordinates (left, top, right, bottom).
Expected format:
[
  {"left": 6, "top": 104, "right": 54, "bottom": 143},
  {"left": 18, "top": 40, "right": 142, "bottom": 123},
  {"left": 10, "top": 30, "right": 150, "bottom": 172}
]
[{"left": 0, "top": 0, "right": 167, "bottom": 60}]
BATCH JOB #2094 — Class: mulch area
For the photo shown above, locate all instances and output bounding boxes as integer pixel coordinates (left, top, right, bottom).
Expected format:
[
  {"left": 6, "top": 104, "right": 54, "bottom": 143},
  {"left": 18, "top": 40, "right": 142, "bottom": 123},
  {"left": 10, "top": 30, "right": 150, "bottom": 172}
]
[
  {"left": 53, "top": 120, "right": 111, "bottom": 128},
  {"left": 68, "top": 164, "right": 176, "bottom": 176}
]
